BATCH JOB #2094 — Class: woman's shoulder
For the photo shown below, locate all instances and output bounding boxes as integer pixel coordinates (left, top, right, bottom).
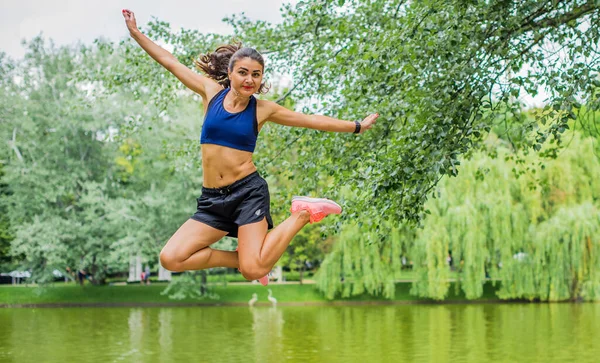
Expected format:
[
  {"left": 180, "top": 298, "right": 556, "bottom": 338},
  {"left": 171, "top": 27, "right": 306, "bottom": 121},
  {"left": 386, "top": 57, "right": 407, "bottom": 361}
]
[
  {"left": 207, "top": 85, "right": 227, "bottom": 100},
  {"left": 203, "top": 86, "right": 227, "bottom": 113},
  {"left": 255, "top": 98, "right": 279, "bottom": 123},
  {"left": 255, "top": 98, "right": 277, "bottom": 110}
]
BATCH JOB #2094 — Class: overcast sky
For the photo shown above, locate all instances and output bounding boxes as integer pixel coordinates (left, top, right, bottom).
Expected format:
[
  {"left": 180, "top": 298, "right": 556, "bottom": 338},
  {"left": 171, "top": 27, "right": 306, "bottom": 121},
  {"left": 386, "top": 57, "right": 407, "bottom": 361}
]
[{"left": 1, "top": 0, "right": 292, "bottom": 59}]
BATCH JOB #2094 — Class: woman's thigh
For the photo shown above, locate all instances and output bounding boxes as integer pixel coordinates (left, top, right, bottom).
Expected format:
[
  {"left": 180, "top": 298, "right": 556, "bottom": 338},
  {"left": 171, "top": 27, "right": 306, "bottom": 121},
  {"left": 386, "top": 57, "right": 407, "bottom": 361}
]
[
  {"left": 161, "top": 219, "right": 229, "bottom": 261},
  {"left": 237, "top": 218, "right": 269, "bottom": 266}
]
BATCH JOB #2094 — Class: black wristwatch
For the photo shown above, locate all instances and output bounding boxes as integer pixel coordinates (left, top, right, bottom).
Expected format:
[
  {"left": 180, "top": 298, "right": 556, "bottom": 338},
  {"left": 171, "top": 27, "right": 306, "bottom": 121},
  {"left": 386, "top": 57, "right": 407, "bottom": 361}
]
[{"left": 353, "top": 120, "right": 361, "bottom": 134}]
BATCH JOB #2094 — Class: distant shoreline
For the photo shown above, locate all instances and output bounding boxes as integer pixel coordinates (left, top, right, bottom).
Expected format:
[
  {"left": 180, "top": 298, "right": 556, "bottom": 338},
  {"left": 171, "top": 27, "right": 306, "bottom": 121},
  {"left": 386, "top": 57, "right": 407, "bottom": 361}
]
[
  {"left": 1, "top": 282, "right": 593, "bottom": 308},
  {"left": 1, "top": 299, "right": 564, "bottom": 308}
]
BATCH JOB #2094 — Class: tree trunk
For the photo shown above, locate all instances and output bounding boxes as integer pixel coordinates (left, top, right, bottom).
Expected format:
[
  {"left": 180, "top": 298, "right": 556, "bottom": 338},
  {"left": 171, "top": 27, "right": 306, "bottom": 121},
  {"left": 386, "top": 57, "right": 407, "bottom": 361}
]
[{"left": 200, "top": 270, "right": 207, "bottom": 295}]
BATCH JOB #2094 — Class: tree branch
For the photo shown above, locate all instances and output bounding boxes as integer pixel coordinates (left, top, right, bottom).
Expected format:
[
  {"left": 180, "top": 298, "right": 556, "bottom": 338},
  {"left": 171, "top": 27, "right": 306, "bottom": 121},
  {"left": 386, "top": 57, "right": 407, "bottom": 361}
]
[
  {"left": 524, "top": 1, "right": 597, "bottom": 31},
  {"left": 10, "top": 128, "right": 24, "bottom": 162}
]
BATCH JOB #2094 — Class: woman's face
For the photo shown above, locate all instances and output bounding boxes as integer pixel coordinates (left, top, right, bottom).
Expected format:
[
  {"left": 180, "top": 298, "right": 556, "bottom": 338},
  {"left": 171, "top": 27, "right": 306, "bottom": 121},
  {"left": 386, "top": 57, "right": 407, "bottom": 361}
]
[{"left": 228, "top": 57, "right": 263, "bottom": 96}]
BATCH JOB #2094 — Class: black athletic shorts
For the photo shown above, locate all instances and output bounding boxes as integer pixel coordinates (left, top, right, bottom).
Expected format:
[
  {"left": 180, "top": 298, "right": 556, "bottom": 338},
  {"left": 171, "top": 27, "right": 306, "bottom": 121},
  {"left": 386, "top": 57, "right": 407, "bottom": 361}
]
[{"left": 190, "top": 171, "right": 274, "bottom": 238}]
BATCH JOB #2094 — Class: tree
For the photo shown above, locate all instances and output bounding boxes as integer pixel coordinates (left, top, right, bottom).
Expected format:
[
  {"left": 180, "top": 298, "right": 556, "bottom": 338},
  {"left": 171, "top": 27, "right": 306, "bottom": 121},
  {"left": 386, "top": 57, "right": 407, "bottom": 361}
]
[
  {"left": 0, "top": 163, "right": 13, "bottom": 269},
  {"left": 1, "top": 37, "right": 118, "bottom": 282},
  {"left": 0, "top": 36, "right": 206, "bottom": 284},
  {"left": 317, "top": 130, "right": 600, "bottom": 301},
  {"left": 224, "top": 0, "right": 600, "bottom": 300},
  {"left": 226, "top": 0, "right": 600, "bottom": 225}
]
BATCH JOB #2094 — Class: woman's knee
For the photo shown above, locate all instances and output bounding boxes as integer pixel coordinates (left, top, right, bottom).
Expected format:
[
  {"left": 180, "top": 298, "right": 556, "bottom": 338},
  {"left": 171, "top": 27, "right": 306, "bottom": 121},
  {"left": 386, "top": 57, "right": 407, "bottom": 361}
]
[
  {"left": 239, "top": 262, "right": 269, "bottom": 281},
  {"left": 159, "top": 248, "right": 183, "bottom": 272}
]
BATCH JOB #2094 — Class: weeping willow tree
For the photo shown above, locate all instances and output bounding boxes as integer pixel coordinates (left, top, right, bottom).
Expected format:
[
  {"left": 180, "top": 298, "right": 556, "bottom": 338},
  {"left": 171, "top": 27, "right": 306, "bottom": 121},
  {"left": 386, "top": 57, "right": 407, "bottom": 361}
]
[
  {"left": 316, "top": 224, "right": 409, "bottom": 300},
  {"left": 317, "top": 132, "right": 600, "bottom": 301}
]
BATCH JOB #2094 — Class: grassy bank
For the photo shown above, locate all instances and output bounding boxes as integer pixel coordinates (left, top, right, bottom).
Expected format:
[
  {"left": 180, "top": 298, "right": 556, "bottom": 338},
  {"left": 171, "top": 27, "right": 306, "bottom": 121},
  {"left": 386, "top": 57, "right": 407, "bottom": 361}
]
[
  {"left": 104, "top": 270, "right": 422, "bottom": 284},
  {"left": 0, "top": 281, "right": 503, "bottom": 307}
]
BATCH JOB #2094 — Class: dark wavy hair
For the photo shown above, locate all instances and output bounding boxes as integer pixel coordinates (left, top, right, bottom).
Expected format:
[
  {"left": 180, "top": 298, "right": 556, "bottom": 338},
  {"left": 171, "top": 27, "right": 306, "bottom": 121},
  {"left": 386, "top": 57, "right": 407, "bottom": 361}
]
[{"left": 195, "top": 42, "right": 269, "bottom": 94}]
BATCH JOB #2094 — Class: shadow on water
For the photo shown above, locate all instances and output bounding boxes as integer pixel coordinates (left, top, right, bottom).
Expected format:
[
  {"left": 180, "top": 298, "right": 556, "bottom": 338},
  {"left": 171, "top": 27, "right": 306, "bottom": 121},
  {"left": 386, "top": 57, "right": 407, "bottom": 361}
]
[{"left": 0, "top": 303, "right": 598, "bottom": 362}]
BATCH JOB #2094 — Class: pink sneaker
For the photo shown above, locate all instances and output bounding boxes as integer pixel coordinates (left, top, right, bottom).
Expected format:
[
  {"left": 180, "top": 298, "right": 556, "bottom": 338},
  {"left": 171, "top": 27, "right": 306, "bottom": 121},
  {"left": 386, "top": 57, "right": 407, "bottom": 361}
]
[
  {"left": 258, "top": 275, "right": 269, "bottom": 286},
  {"left": 236, "top": 246, "right": 269, "bottom": 286},
  {"left": 290, "top": 196, "right": 343, "bottom": 224}
]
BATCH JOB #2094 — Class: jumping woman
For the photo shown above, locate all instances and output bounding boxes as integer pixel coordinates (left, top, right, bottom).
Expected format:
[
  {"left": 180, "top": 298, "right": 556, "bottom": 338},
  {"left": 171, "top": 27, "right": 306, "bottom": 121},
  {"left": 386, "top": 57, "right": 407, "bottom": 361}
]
[{"left": 122, "top": 9, "right": 378, "bottom": 285}]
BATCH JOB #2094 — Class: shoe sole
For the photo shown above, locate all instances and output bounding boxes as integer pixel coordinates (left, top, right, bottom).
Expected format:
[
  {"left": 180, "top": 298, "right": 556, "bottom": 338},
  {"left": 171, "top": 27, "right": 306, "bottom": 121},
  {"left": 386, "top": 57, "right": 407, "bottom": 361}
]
[{"left": 292, "top": 196, "right": 342, "bottom": 211}]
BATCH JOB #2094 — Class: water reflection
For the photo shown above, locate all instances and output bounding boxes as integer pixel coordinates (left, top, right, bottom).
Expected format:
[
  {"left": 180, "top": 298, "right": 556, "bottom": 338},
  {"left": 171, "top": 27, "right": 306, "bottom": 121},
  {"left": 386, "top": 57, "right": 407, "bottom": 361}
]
[
  {"left": 158, "top": 308, "right": 173, "bottom": 362},
  {"left": 125, "top": 309, "right": 142, "bottom": 361},
  {"left": 0, "top": 303, "right": 598, "bottom": 362},
  {"left": 249, "top": 306, "right": 285, "bottom": 363}
]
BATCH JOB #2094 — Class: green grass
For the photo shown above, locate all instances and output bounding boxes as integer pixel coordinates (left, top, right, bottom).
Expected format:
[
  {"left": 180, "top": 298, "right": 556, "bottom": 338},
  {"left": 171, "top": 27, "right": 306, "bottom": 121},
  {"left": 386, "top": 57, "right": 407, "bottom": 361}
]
[
  {"left": 105, "top": 270, "right": 421, "bottom": 285},
  {"left": 105, "top": 271, "right": 317, "bottom": 284},
  {"left": 0, "top": 281, "right": 504, "bottom": 306}
]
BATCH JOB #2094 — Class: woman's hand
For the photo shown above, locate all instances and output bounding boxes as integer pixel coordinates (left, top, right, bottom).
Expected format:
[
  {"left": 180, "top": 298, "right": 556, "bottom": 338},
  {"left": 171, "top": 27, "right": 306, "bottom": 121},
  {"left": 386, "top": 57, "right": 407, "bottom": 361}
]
[
  {"left": 122, "top": 9, "right": 139, "bottom": 34},
  {"left": 359, "top": 113, "right": 379, "bottom": 134}
]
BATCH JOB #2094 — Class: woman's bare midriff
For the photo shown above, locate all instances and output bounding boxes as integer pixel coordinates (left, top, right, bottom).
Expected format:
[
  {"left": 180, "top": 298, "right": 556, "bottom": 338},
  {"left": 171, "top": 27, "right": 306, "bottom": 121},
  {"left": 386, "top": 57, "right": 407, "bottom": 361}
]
[{"left": 201, "top": 144, "right": 257, "bottom": 188}]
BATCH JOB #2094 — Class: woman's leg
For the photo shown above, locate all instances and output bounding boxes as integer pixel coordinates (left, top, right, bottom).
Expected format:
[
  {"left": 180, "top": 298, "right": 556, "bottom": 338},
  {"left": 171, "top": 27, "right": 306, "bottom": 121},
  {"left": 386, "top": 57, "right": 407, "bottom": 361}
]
[
  {"left": 159, "top": 219, "right": 237, "bottom": 272},
  {"left": 236, "top": 210, "right": 311, "bottom": 280}
]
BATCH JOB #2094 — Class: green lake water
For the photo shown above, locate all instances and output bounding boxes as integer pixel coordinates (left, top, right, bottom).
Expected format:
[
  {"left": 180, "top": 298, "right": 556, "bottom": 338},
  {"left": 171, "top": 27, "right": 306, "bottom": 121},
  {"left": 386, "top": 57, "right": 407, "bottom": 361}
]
[{"left": 0, "top": 303, "right": 598, "bottom": 362}]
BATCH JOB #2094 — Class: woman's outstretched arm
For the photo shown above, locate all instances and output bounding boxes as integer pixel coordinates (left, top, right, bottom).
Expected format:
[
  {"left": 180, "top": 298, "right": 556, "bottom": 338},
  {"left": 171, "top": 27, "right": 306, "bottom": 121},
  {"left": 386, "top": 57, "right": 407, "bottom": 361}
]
[
  {"left": 262, "top": 100, "right": 378, "bottom": 134},
  {"left": 121, "top": 9, "right": 218, "bottom": 98}
]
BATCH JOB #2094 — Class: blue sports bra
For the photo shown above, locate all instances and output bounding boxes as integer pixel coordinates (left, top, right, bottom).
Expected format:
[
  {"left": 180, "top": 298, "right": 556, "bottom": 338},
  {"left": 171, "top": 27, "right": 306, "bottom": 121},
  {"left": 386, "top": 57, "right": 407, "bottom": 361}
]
[{"left": 200, "top": 88, "right": 258, "bottom": 153}]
